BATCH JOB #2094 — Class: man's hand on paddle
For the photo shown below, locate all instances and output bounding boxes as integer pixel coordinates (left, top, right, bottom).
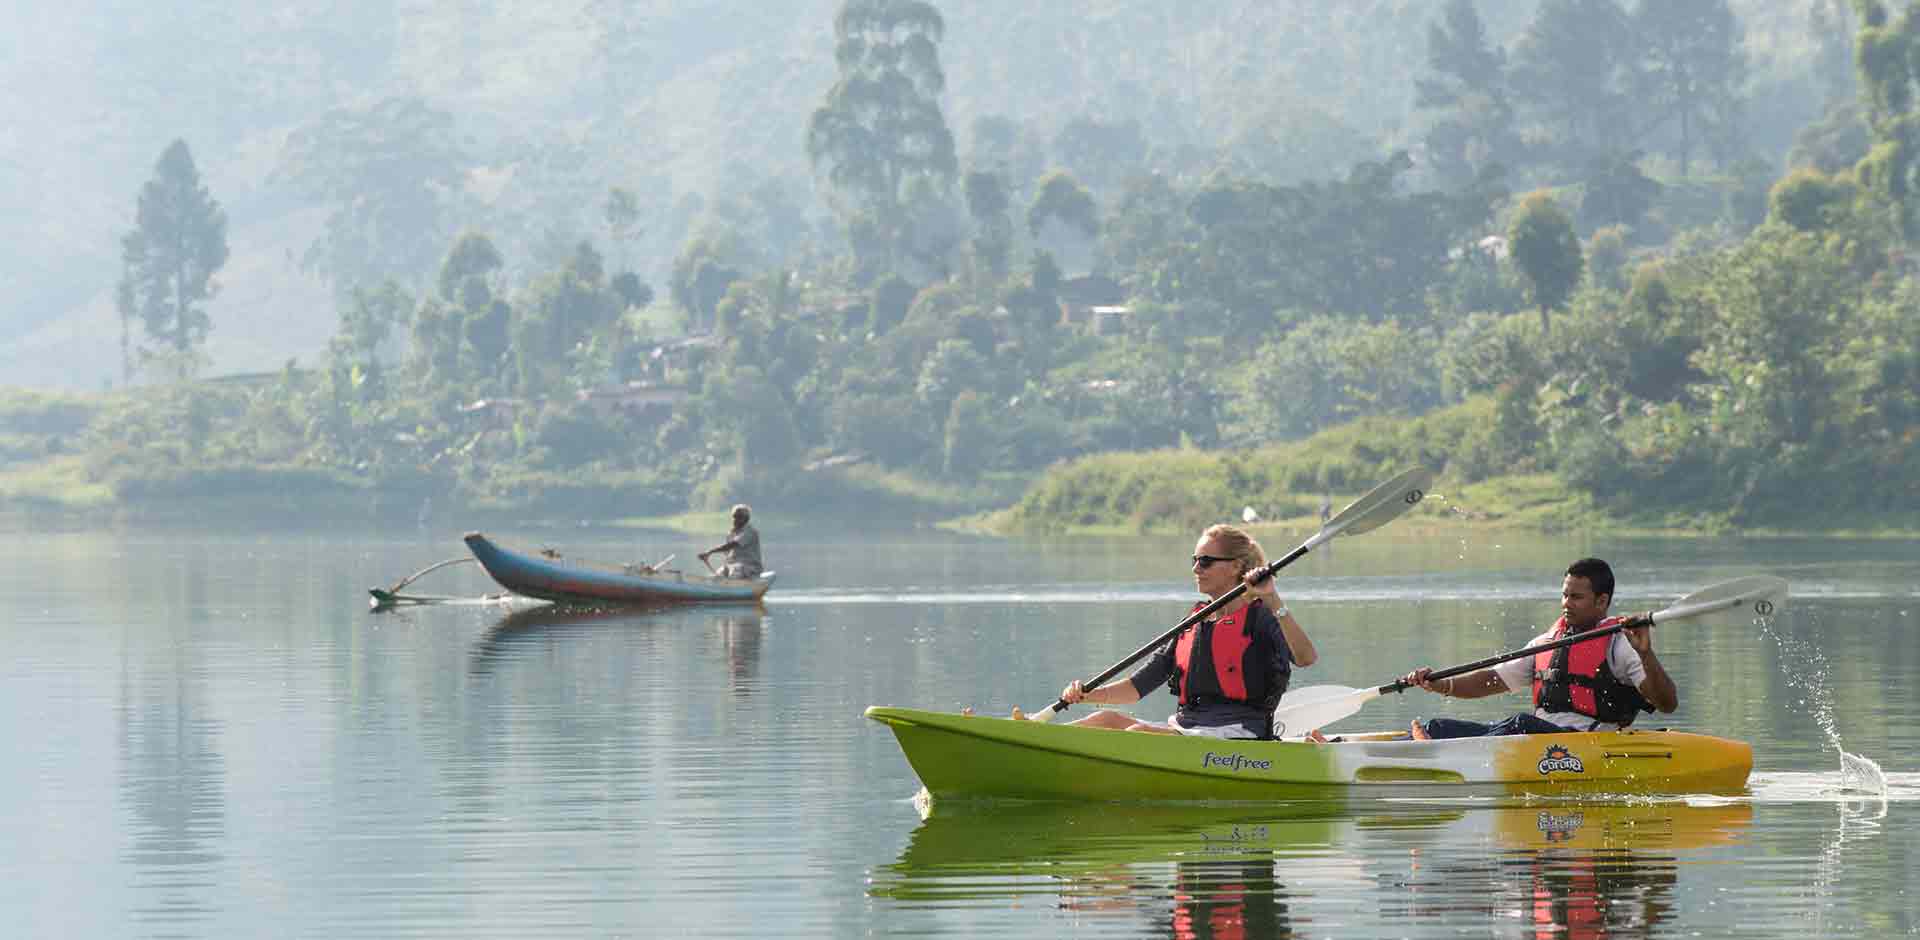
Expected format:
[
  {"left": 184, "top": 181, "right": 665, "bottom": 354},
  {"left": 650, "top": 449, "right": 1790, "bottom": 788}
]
[
  {"left": 1403, "top": 667, "right": 1448, "bottom": 694},
  {"left": 1622, "top": 616, "right": 1657, "bottom": 653}
]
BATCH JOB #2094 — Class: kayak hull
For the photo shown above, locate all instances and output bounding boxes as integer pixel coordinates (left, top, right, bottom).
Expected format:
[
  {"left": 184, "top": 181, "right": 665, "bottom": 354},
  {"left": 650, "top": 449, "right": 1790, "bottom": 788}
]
[
  {"left": 464, "top": 532, "right": 774, "bottom": 605},
  {"left": 865, "top": 706, "right": 1753, "bottom": 801}
]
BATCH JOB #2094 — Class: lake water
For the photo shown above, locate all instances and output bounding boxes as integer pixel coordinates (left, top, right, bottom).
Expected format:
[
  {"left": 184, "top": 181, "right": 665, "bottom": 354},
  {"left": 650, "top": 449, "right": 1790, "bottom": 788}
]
[{"left": 3, "top": 524, "right": 1916, "bottom": 938}]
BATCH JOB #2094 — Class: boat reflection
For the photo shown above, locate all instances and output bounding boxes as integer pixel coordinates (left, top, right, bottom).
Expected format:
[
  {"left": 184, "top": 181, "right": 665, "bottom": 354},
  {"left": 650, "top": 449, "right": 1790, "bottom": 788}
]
[
  {"left": 873, "top": 799, "right": 1752, "bottom": 938},
  {"left": 468, "top": 602, "right": 767, "bottom": 686},
  {"left": 718, "top": 611, "right": 762, "bottom": 694}
]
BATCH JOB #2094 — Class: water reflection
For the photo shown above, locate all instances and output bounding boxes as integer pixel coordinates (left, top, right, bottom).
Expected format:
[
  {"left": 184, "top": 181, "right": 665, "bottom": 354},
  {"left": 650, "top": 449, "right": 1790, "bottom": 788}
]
[
  {"left": 468, "top": 602, "right": 767, "bottom": 684},
  {"left": 874, "top": 800, "right": 1752, "bottom": 938},
  {"left": 718, "top": 611, "right": 762, "bottom": 694},
  {"left": 117, "top": 629, "right": 225, "bottom": 930}
]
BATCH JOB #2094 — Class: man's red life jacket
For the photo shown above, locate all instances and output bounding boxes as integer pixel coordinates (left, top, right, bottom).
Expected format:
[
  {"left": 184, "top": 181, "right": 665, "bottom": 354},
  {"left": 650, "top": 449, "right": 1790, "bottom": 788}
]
[
  {"left": 1170, "top": 599, "right": 1286, "bottom": 709},
  {"left": 1531, "top": 615, "right": 1652, "bottom": 725}
]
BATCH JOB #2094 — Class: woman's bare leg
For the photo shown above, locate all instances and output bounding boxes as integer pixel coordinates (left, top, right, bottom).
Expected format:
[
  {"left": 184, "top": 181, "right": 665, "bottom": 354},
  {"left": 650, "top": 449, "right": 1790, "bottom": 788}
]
[{"left": 1068, "top": 709, "right": 1142, "bottom": 730}]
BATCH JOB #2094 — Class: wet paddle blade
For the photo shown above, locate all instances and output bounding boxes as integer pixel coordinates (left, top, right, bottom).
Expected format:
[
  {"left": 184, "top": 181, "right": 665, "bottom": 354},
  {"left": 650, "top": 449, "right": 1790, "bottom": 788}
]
[
  {"left": 1651, "top": 575, "right": 1789, "bottom": 623},
  {"left": 1313, "top": 467, "right": 1432, "bottom": 543},
  {"left": 1270, "top": 684, "right": 1381, "bottom": 737}
]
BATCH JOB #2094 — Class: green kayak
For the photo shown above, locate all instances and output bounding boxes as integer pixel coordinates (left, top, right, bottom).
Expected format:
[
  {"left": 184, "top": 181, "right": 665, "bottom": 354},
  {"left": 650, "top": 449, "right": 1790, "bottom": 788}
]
[{"left": 865, "top": 706, "right": 1755, "bottom": 802}]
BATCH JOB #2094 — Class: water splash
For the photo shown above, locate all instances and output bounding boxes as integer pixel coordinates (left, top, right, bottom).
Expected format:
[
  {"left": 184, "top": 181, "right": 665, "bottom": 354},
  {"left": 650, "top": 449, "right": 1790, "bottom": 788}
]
[
  {"left": 1838, "top": 751, "right": 1887, "bottom": 796},
  {"left": 1756, "top": 613, "right": 1888, "bottom": 797}
]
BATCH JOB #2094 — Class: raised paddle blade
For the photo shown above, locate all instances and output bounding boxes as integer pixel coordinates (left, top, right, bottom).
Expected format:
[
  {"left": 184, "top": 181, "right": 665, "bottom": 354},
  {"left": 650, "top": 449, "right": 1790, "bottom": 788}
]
[
  {"left": 1300, "top": 466, "right": 1432, "bottom": 550},
  {"left": 1270, "top": 685, "right": 1379, "bottom": 738},
  {"left": 1647, "top": 575, "right": 1789, "bottom": 624}
]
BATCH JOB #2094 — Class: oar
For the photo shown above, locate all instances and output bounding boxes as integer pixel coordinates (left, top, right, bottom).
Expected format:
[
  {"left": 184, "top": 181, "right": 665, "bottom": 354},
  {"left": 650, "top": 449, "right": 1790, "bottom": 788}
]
[
  {"left": 1026, "top": 466, "right": 1433, "bottom": 723},
  {"left": 1268, "top": 574, "right": 1790, "bottom": 737}
]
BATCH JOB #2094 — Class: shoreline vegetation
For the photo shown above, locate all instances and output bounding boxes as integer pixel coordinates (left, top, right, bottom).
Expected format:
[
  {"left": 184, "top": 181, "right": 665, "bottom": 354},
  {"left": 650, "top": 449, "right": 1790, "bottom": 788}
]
[
  {"left": 13, "top": 3, "right": 1920, "bottom": 545},
  {"left": 4, "top": 388, "right": 1912, "bottom": 538}
]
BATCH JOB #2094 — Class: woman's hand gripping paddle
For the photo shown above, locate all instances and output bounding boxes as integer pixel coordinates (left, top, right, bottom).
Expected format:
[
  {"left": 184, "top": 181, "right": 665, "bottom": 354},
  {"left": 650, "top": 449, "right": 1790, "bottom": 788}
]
[
  {"left": 1267, "top": 574, "right": 1789, "bottom": 737},
  {"left": 1026, "top": 466, "right": 1434, "bottom": 723}
]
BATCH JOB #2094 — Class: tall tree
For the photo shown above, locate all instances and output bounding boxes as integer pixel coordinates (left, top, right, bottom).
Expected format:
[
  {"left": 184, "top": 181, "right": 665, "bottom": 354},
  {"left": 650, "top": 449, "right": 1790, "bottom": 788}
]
[
  {"left": 1415, "top": 0, "right": 1519, "bottom": 190},
  {"left": 963, "top": 169, "right": 1014, "bottom": 280},
  {"left": 276, "top": 97, "right": 467, "bottom": 296},
  {"left": 1508, "top": 190, "right": 1584, "bottom": 330},
  {"left": 1510, "top": 0, "right": 1636, "bottom": 174},
  {"left": 1851, "top": 0, "right": 1920, "bottom": 240},
  {"left": 1630, "top": 0, "right": 1747, "bottom": 176},
  {"left": 806, "top": 0, "right": 959, "bottom": 276},
  {"left": 1027, "top": 171, "right": 1100, "bottom": 275},
  {"left": 116, "top": 140, "right": 229, "bottom": 381},
  {"left": 605, "top": 186, "right": 643, "bottom": 273},
  {"left": 1050, "top": 117, "right": 1147, "bottom": 196}
]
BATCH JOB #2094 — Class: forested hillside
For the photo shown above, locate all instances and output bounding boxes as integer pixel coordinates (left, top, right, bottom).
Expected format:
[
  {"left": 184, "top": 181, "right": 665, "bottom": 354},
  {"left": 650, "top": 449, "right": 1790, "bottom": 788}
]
[
  {"left": 1, "top": 0, "right": 1828, "bottom": 385},
  {"left": 2, "top": 0, "right": 1912, "bottom": 533}
]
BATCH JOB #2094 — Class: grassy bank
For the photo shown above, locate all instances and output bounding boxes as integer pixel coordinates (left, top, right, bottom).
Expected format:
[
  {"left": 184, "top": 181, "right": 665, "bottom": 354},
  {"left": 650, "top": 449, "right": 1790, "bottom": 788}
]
[
  {"left": 0, "top": 445, "right": 1024, "bottom": 532},
  {"left": 973, "top": 398, "right": 1920, "bottom": 537}
]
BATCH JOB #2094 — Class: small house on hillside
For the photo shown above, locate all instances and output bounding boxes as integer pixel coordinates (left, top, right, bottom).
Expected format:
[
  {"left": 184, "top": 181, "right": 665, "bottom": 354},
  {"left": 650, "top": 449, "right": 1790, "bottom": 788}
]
[
  {"left": 642, "top": 334, "right": 718, "bottom": 383},
  {"left": 577, "top": 382, "right": 689, "bottom": 421},
  {"left": 1056, "top": 275, "right": 1131, "bottom": 335}
]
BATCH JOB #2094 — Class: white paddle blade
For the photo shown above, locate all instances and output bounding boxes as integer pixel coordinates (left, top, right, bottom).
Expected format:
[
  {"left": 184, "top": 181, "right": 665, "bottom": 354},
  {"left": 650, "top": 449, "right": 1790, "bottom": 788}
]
[
  {"left": 1271, "top": 685, "right": 1381, "bottom": 737},
  {"left": 1652, "top": 575, "right": 1789, "bottom": 624},
  {"left": 1310, "top": 467, "right": 1433, "bottom": 548},
  {"left": 1025, "top": 704, "right": 1061, "bottom": 723}
]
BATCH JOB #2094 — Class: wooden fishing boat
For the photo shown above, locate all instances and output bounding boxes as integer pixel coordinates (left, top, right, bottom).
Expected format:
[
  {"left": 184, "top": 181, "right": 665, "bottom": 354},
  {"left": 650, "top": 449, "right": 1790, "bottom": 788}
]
[
  {"left": 865, "top": 706, "right": 1753, "bottom": 802},
  {"left": 463, "top": 532, "right": 775, "bottom": 606}
]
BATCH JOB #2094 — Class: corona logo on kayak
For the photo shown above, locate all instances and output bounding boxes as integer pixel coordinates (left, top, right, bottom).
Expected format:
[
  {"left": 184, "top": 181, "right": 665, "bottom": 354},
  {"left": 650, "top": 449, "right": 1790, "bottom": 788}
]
[
  {"left": 1201, "top": 751, "right": 1274, "bottom": 773},
  {"left": 1537, "top": 744, "right": 1586, "bottom": 776},
  {"left": 1535, "top": 810, "right": 1585, "bottom": 842}
]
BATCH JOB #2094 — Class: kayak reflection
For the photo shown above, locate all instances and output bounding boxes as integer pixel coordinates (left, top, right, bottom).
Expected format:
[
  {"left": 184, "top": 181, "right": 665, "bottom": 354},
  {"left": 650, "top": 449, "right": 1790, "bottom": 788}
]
[
  {"left": 1400, "top": 801, "right": 1754, "bottom": 938},
  {"left": 873, "top": 799, "right": 1752, "bottom": 938}
]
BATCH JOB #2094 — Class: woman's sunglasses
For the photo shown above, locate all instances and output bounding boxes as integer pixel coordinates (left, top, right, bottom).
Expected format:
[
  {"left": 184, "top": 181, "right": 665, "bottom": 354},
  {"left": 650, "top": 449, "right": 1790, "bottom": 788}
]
[{"left": 1191, "top": 554, "right": 1236, "bottom": 568}]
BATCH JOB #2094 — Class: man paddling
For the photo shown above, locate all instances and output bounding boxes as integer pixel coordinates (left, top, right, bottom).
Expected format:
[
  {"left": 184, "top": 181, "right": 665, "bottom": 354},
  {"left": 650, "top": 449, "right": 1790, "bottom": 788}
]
[
  {"left": 1403, "top": 557, "right": 1677, "bottom": 739},
  {"left": 699, "top": 504, "right": 764, "bottom": 579}
]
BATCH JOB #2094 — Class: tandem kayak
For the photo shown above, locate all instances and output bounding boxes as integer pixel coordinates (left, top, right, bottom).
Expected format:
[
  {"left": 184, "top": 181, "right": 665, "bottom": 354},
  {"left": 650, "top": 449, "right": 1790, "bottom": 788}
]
[
  {"left": 864, "top": 706, "right": 1753, "bottom": 801},
  {"left": 464, "top": 532, "right": 775, "bottom": 606}
]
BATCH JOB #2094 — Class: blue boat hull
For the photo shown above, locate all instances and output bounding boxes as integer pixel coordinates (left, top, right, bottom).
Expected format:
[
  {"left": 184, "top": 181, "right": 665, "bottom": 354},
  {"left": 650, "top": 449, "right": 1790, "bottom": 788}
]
[{"left": 463, "top": 532, "right": 774, "bottom": 605}]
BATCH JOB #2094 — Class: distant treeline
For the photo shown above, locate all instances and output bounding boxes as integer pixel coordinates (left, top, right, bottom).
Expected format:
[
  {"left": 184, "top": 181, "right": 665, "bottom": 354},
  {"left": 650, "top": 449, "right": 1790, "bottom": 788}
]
[{"left": 6, "top": 0, "right": 1918, "bottom": 531}]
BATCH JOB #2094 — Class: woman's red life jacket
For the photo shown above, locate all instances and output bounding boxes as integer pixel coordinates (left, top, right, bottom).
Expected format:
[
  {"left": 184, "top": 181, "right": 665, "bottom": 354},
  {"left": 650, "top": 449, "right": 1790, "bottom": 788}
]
[
  {"left": 1531, "top": 615, "right": 1652, "bottom": 725},
  {"left": 1169, "top": 599, "right": 1285, "bottom": 708}
]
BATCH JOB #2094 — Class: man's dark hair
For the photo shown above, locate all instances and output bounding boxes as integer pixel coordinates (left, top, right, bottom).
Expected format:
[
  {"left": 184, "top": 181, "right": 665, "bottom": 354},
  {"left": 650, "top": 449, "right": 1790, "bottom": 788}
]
[{"left": 1566, "top": 557, "right": 1615, "bottom": 600}]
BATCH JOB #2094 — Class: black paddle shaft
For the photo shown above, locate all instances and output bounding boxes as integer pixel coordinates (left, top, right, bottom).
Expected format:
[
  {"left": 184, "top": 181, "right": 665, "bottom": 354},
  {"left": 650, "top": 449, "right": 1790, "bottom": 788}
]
[
  {"left": 1048, "top": 546, "right": 1304, "bottom": 712},
  {"left": 1378, "top": 613, "right": 1653, "bottom": 695}
]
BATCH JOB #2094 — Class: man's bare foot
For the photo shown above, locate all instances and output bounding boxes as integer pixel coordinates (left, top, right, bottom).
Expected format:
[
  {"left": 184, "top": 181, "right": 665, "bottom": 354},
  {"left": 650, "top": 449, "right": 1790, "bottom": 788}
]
[
  {"left": 961, "top": 707, "right": 975, "bottom": 717},
  {"left": 1010, "top": 706, "right": 1026, "bottom": 721},
  {"left": 1306, "top": 729, "right": 1330, "bottom": 743},
  {"left": 1409, "top": 719, "right": 1431, "bottom": 741}
]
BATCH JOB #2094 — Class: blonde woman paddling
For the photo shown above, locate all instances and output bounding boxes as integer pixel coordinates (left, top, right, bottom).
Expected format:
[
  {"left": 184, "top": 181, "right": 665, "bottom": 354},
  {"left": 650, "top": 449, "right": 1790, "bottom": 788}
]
[{"left": 1060, "top": 524, "right": 1318, "bottom": 740}]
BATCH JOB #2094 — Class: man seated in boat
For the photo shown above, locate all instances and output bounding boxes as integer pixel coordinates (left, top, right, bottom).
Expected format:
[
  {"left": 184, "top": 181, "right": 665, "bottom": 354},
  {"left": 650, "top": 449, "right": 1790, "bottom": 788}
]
[
  {"left": 698, "top": 504, "right": 764, "bottom": 580},
  {"left": 1055, "top": 524, "right": 1318, "bottom": 740},
  {"left": 1402, "top": 558, "right": 1678, "bottom": 739}
]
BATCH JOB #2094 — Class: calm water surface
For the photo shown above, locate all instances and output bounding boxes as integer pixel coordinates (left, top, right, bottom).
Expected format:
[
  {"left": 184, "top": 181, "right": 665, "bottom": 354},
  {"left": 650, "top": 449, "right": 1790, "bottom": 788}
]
[{"left": 2, "top": 525, "right": 1916, "bottom": 938}]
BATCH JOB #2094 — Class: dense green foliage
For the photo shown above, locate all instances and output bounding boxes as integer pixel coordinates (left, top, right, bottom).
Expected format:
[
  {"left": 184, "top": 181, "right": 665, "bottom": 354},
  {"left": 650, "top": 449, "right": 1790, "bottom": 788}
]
[{"left": 5, "top": 0, "right": 1917, "bottom": 532}]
